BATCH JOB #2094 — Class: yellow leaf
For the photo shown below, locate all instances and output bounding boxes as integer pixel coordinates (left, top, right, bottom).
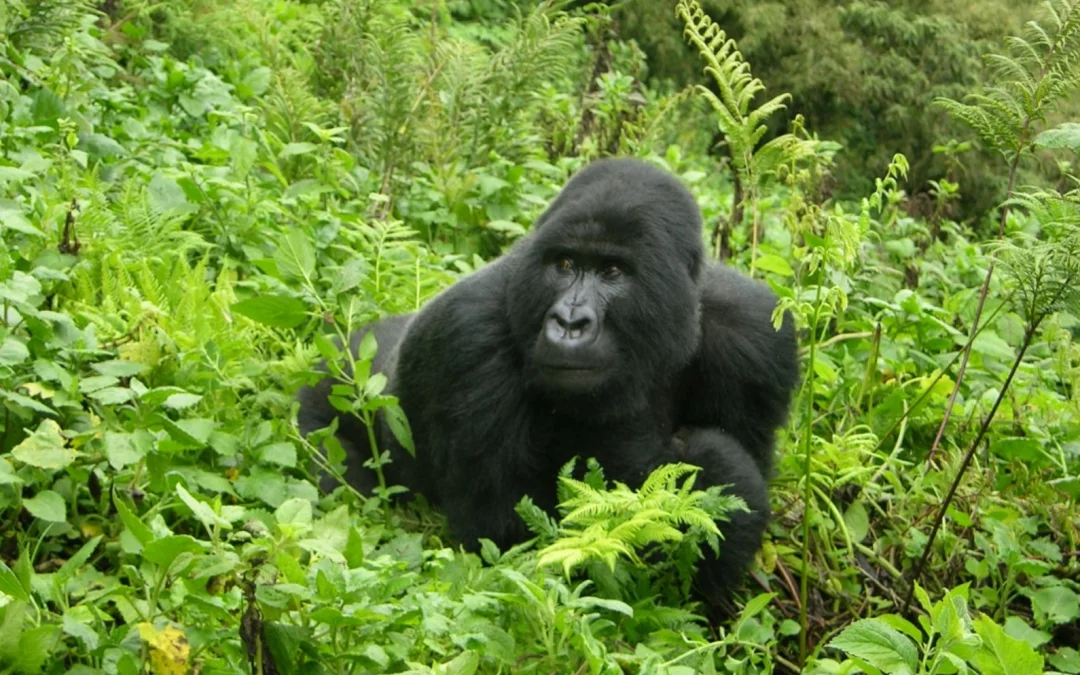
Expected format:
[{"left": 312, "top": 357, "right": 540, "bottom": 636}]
[{"left": 138, "top": 623, "right": 190, "bottom": 675}]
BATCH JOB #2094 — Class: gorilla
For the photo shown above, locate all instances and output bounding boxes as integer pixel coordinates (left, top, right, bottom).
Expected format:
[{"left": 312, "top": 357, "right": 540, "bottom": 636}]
[{"left": 297, "top": 158, "right": 799, "bottom": 603}]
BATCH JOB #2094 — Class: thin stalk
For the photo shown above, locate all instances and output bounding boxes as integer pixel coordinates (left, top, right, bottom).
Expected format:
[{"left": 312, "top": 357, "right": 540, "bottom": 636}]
[
  {"left": 924, "top": 150, "right": 1022, "bottom": 464},
  {"left": 798, "top": 278, "right": 825, "bottom": 665},
  {"left": 903, "top": 325, "right": 1037, "bottom": 611}
]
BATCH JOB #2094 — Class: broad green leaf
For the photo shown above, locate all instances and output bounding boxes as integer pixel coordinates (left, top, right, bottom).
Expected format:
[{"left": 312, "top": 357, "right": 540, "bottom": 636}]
[
  {"left": 990, "top": 437, "right": 1045, "bottom": 463},
  {"left": 0, "top": 337, "right": 29, "bottom": 366},
  {"left": 1027, "top": 586, "right": 1080, "bottom": 624},
  {"left": 232, "top": 295, "right": 308, "bottom": 329},
  {"left": 56, "top": 536, "right": 101, "bottom": 585},
  {"left": 828, "top": 618, "right": 918, "bottom": 675},
  {"left": 62, "top": 612, "right": 99, "bottom": 651},
  {"left": 113, "top": 491, "right": 154, "bottom": 547},
  {"left": 11, "top": 420, "right": 73, "bottom": 470},
  {"left": 105, "top": 432, "right": 145, "bottom": 470},
  {"left": 91, "top": 360, "right": 148, "bottom": 377},
  {"left": 143, "top": 535, "right": 205, "bottom": 569},
  {"left": 844, "top": 501, "right": 870, "bottom": 542},
  {"left": 276, "top": 498, "right": 313, "bottom": 529},
  {"left": 0, "top": 457, "right": 21, "bottom": 487},
  {"left": 279, "top": 142, "right": 318, "bottom": 157},
  {"left": 23, "top": 490, "right": 66, "bottom": 522},
  {"left": 753, "top": 253, "right": 795, "bottom": 277},
  {"left": 274, "top": 229, "right": 317, "bottom": 281},
  {"left": 162, "top": 393, "right": 203, "bottom": 410},
  {"left": 971, "top": 614, "right": 1044, "bottom": 675},
  {"left": 259, "top": 442, "right": 297, "bottom": 468}
]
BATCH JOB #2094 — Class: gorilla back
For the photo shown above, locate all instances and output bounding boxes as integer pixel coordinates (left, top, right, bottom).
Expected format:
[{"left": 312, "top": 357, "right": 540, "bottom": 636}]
[{"left": 297, "top": 158, "right": 799, "bottom": 602}]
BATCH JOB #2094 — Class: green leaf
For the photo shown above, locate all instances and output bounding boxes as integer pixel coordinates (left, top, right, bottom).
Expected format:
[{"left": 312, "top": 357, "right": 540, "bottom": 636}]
[
  {"left": 23, "top": 490, "right": 67, "bottom": 522},
  {"left": 828, "top": 618, "right": 918, "bottom": 675},
  {"left": 258, "top": 442, "right": 297, "bottom": 468},
  {"left": 971, "top": 614, "right": 1044, "bottom": 675},
  {"left": 279, "top": 142, "right": 318, "bottom": 157},
  {"left": 148, "top": 173, "right": 195, "bottom": 215},
  {"left": 232, "top": 295, "right": 308, "bottom": 329},
  {"left": 176, "top": 483, "right": 231, "bottom": 532},
  {"left": 0, "top": 337, "right": 29, "bottom": 366},
  {"left": 990, "top": 437, "right": 1045, "bottom": 463},
  {"left": 0, "top": 561, "right": 29, "bottom": 602},
  {"left": 162, "top": 393, "right": 203, "bottom": 410},
  {"left": 844, "top": 501, "right": 870, "bottom": 542},
  {"left": 274, "top": 230, "right": 317, "bottom": 281},
  {"left": 753, "top": 253, "right": 795, "bottom": 277},
  {"left": 104, "top": 432, "right": 149, "bottom": 468},
  {"left": 442, "top": 650, "right": 480, "bottom": 675},
  {"left": 1027, "top": 586, "right": 1080, "bottom": 624},
  {"left": 62, "top": 612, "right": 99, "bottom": 651},
  {"left": 1034, "top": 122, "right": 1080, "bottom": 153},
  {"left": 11, "top": 420, "right": 74, "bottom": 470},
  {"left": 113, "top": 490, "right": 154, "bottom": 547},
  {"left": 143, "top": 535, "right": 205, "bottom": 569},
  {"left": 91, "top": 360, "right": 149, "bottom": 377},
  {"left": 275, "top": 498, "right": 313, "bottom": 529}
]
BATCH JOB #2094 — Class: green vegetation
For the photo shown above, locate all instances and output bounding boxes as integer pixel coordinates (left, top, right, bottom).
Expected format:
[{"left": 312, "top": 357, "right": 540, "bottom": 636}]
[{"left": 1, "top": 0, "right": 1078, "bottom": 673}]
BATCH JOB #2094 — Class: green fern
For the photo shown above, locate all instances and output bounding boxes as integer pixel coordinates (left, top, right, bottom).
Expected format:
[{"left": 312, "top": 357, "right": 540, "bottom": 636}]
[
  {"left": 936, "top": 0, "right": 1080, "bottom": 164},
  {"left": 535, "top": 462, "right": 747, "bottom": 578},
  {"left": 676, "top": 0, "right": 813, "bottom": 265}
]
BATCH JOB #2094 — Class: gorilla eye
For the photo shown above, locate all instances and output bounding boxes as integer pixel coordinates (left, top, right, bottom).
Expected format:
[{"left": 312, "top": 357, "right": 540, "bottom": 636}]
[
  {"left": 602, "top": 264, "right": 622, "bottom": 279},
  {"left": 555, "top": 256, "right": 575, "bottom": 272}
]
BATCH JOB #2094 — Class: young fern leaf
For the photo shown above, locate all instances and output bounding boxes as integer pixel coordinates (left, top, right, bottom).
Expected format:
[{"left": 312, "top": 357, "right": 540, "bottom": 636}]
[
  {"left": 936, "top": 0, "right": 1080, "bottom": 162},
  {"left": 675, "top": 0, "right": 811, "bottom": 265},
  {"left": 535, "top": 462, "right": 744, "bottom": 578}
]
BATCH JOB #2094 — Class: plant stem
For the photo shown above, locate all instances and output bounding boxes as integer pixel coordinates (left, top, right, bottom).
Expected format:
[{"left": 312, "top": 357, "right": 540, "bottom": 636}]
[
  {"left": 903, "top": 325, "right": 1036, "bottom": 612},
  {"left": 798, "top": 279, "right": 824, "bottom": 665},
  {"left": 924, "top": 124, "right": 1026, "bottom": 465}
]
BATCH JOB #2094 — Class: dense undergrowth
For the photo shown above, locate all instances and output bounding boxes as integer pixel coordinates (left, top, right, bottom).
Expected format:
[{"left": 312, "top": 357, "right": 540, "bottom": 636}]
[{"left": 1, "top": 0, "right": 1079, "bottom": 673}]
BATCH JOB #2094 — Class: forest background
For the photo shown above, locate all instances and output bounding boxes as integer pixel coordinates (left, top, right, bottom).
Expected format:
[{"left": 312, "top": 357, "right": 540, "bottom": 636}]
[{"left": 1, "top": 0, "right": 1079, "bottom": 673}]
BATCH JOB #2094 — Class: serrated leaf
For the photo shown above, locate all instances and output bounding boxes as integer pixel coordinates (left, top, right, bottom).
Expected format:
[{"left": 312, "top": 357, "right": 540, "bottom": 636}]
[
  {"left": 23, "top": 490, "right": 66, "bottom": 522},
  {"left": 11, "top": 420, "right": 73, "bottom": 470},
  {"left": 1034, "top": 122, "right": 1080, "bottom": 153},
  {"left": 232, "top": 295, "right": 307, "bottom": 329},
  {"left": 971, "top": 614, "right": 1044, "bottom": 675},
  {"left": 274, "top": 230, "right": 316, "bottom": 282},
  {"left": 258, "top": 442, "right": 297, "bottom": 468},
  {"left": 275, "top": 498, "right": 313, "bottom": 528},
  {"left": 828, "top": 618, "right": 918, "bottom": 675}
]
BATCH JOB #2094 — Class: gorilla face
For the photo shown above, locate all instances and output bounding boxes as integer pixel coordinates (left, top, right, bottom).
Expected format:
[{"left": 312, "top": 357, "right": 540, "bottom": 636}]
[
  {"left": 507, "top": 159, "right": 706, "bottom": 413},
  {"left": 529, "top": 240, "right": 632, "bottom": 395}
]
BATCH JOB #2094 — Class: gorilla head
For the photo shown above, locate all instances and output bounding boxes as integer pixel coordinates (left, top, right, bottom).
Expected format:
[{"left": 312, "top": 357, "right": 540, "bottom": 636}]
[{"left": 506, "top": 159, "right": 705, "bottom": 415}]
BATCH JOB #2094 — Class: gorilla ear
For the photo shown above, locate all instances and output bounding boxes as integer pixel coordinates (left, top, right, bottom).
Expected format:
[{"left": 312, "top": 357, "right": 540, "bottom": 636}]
[{"left": 689, "top": 251, "right": 703, "bottom": 281}]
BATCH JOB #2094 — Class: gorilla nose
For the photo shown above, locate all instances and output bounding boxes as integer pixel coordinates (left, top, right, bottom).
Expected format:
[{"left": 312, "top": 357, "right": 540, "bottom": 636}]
[{"left": 546, "top": 305, "right": 598, "bottom": 344}]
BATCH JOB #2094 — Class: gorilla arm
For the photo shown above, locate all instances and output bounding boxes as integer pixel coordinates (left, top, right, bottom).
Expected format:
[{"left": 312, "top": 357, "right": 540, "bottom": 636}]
[
  {"left": 391, "top": 255, "right": 554, "bottom": 549},
  {"left": 680, "top": 263, "right": 800, "bottom": 477},
  {"left": 672, "top": 264, "right": 799, "bottom": 602}
]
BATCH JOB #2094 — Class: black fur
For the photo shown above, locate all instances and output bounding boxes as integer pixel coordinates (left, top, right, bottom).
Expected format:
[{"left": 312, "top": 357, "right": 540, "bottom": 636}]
[{"left": 297, "top": 158, "right": 799, "bottom": 603}]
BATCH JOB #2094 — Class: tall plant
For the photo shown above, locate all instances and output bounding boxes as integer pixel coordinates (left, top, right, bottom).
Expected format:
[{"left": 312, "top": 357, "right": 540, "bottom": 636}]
[{"left": 906, "top": 0, "right": 1080, "bottom": 608}]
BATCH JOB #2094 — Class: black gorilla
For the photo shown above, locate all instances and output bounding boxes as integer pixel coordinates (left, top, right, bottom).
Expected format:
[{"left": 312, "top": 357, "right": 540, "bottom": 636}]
[{"left": 298, "top": 158, "right": 799, "bottom": 602}]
